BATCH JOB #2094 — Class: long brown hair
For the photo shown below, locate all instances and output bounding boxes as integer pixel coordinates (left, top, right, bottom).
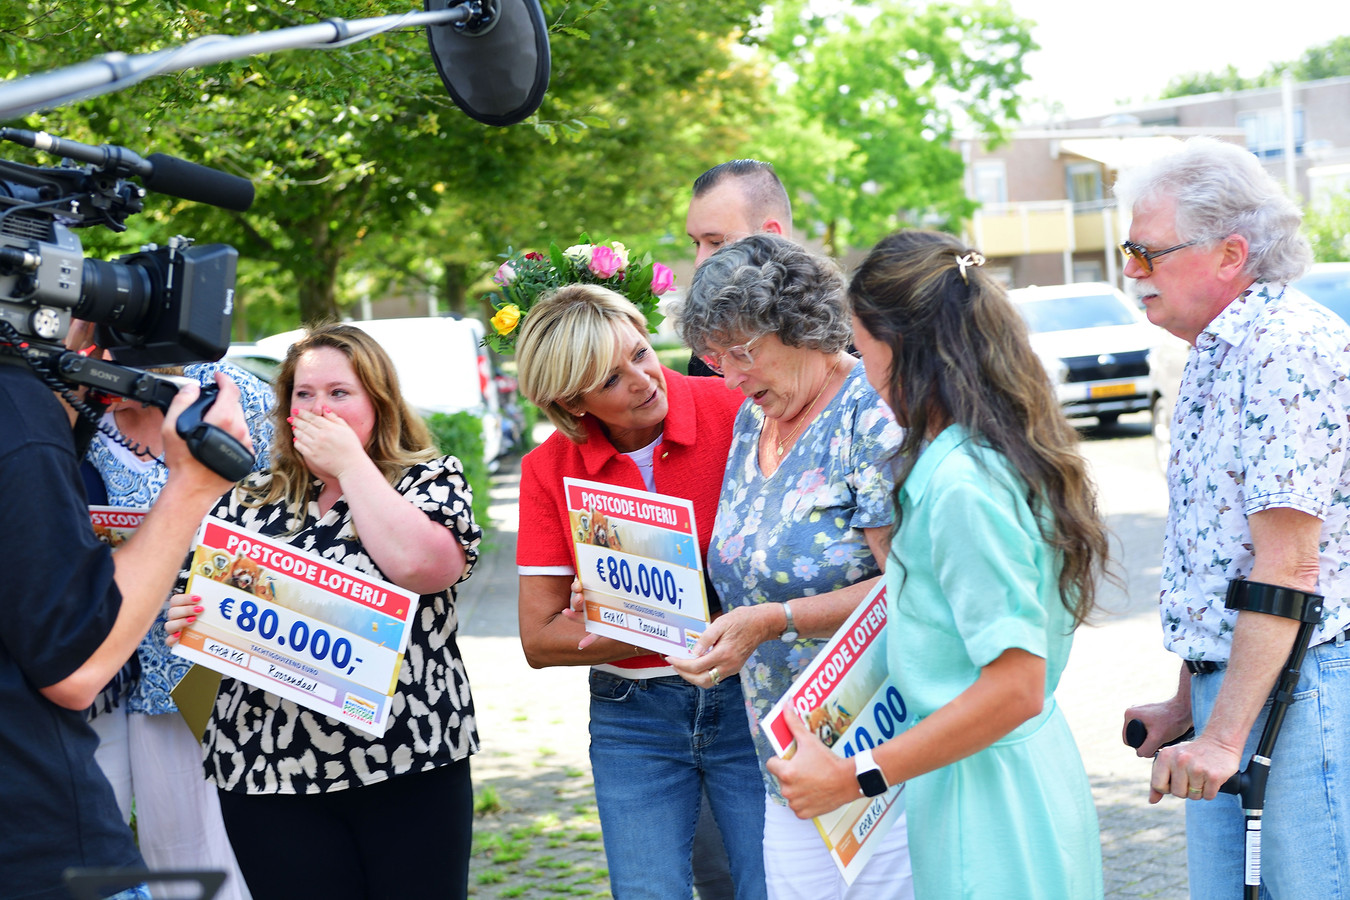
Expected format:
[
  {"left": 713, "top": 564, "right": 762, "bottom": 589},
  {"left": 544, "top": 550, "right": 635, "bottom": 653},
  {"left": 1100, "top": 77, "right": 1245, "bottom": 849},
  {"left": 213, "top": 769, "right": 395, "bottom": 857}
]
[
  {"left": 848, "top": 230, "right": 1110, "bottom": 626},
  {"left": 245, "top": 323, "right": 437, "bottom": 517}
]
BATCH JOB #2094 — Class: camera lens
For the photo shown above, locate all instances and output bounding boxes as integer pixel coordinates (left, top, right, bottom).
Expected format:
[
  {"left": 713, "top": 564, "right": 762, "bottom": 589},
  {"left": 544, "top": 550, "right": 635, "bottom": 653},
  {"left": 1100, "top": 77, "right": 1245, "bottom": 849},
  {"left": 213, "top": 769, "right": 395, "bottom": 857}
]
[{"left": 75, "top": 257, "right": 153, "bottom": 330}]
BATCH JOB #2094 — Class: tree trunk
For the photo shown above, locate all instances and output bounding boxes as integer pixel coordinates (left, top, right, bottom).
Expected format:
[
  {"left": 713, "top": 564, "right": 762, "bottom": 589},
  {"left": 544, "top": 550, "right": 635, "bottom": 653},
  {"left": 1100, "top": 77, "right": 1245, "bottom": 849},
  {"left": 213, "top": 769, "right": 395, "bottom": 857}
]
[
  {"left": 824, "top": 219, "right": 840, "bottom": 259},
  {"left": 443, "top": 261, "right": 468, "bottom": 317},
  {"left": 295, "top": 215, "right": 344, "bottom": 324}
]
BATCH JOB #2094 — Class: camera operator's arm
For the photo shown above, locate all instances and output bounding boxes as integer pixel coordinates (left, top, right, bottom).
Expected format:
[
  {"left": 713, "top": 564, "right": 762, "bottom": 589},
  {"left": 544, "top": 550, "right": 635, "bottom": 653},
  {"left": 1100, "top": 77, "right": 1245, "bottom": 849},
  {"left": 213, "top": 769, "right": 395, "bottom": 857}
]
[{"left": 40, "top": 374, "right": 250, "bottom": 710}]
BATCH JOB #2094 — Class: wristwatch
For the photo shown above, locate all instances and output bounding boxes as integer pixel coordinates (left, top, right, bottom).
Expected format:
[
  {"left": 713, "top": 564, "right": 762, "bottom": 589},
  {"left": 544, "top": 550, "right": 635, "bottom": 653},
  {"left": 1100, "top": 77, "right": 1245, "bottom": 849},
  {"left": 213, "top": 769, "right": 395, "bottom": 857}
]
[
  {"left": 854, "top": 748, "right": 889, "bottom": 798},
  {"left": 780, "top": 600, "right": 799, "bottom": 642}
]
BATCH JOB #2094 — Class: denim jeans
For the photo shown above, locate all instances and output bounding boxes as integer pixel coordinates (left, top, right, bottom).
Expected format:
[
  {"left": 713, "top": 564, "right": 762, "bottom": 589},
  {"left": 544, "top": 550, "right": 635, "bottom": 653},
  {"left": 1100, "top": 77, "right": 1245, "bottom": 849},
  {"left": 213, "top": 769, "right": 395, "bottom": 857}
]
[
  {"left": 589, "top": 670, "right": 767, "bottom": 900},
  {"left": 1186, "top": 634, "right": 1350, "bottom": 899}
]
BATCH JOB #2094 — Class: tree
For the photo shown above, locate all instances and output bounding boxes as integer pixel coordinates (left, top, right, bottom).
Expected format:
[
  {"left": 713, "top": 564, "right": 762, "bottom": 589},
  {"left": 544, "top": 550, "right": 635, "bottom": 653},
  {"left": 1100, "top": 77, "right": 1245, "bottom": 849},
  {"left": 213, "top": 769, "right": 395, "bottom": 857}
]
[
  {"left": 1161, "top": 35, "right": 1350, "bottom": 100},
  {"left": 744, "top": 0, "right": 1036, "bottom": 256},
  {"left": 1161, "top": 65, "right": 1252, "bottom": 99},
  {"left": 1305, "top": 189, "right": 1350, "bottom": 262},
  {"left": 1, "top": 0, "right": 768, "bottom": 332},
  {"left": 1290, "top": 36, "right": 1350, "bottom": 81}
]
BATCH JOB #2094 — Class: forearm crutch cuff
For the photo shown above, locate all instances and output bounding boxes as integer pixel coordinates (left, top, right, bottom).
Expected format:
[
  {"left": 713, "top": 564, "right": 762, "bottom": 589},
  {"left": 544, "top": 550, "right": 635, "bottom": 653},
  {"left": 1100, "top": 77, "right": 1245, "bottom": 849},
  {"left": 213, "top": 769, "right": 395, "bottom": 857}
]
[{"left": 1224, "top": 578, "right": 1325, "bottom": 624}]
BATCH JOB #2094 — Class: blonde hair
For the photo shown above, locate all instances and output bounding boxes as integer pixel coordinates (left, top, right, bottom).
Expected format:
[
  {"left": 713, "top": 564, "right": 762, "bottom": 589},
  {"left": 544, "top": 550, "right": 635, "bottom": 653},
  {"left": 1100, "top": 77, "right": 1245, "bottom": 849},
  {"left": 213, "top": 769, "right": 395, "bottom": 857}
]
[
  {"left": 246, "top": 322, "right": 437, "bottom": 517},
  {"left": 515, "top": 284, "right": 651, "bottom": 444}
]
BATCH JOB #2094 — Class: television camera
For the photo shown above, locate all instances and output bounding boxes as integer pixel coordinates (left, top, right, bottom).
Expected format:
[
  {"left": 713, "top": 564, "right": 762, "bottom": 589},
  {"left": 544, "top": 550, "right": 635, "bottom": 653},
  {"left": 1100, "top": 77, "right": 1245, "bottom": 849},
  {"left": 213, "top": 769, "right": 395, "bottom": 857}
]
[{"left": 0, "top": 127, "right": 256, "bottom": 480}]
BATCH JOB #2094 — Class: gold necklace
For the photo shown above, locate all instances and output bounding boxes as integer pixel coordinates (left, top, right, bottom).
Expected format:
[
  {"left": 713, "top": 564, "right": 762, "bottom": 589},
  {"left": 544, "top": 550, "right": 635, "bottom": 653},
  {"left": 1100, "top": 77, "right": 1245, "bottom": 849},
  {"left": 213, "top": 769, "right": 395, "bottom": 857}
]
[{"left": 772, "top": 358, "right": 841, "bottom": 457}]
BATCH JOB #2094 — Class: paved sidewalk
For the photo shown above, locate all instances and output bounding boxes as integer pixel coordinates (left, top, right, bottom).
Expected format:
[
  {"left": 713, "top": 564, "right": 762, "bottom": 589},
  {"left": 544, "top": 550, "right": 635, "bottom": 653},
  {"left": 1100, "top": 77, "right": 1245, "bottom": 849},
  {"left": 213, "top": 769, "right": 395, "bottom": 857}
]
[{"left": 455, "top": 453, "right": 1191, "bottom": 898}]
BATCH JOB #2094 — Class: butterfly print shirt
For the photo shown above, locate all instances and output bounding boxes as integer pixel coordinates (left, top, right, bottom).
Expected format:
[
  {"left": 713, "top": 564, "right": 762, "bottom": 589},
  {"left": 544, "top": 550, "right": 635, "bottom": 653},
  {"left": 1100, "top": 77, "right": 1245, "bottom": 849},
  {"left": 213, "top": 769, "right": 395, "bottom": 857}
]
[{"left": 1160, "top": 283, "right": 1350, "bottom": 659}]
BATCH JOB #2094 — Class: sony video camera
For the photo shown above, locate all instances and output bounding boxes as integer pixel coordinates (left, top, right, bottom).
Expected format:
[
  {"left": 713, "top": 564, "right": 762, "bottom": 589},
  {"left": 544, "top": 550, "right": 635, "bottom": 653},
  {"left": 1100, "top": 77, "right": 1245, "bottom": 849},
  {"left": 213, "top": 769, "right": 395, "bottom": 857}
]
[{"left": 0, "top": 128, "right": 256, "bottom": 479}]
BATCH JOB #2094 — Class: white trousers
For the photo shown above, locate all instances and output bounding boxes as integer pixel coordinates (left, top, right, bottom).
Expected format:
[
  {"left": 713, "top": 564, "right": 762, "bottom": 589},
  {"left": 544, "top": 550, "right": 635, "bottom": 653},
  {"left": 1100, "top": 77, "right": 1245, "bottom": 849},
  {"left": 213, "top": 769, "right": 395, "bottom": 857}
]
[
  {"left": 763, "top": 795, "right": 914, "bottom": 900},
  {"left": 90, "top": 709, "right": 253, "bottom": 900}
]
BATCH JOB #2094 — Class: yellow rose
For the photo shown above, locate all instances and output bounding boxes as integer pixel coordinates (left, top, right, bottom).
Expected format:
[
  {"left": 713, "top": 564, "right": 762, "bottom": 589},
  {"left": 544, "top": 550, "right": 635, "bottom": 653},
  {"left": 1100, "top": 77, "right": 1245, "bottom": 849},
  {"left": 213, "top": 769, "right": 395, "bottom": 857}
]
[{"left": 491, "top": 304, "right": 522, "bottom": 336}]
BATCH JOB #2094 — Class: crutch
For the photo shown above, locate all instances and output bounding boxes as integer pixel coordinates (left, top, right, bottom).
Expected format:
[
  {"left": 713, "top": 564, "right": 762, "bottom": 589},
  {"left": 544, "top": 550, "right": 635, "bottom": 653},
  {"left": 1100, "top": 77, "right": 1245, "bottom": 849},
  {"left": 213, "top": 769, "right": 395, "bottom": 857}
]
[{"left": 1127, "top": 579, "right": 1324, "bottom": 900}]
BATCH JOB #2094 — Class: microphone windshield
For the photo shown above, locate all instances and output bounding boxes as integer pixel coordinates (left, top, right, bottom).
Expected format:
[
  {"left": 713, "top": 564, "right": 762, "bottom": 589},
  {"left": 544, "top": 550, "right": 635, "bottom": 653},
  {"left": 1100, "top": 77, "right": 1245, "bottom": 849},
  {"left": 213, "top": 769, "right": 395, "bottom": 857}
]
[
  {"left": 143, "top": 153, "right": 256, "bottom": 212},
  {"left": 425, "top": 0, "right": 550, "bottom": 127}
]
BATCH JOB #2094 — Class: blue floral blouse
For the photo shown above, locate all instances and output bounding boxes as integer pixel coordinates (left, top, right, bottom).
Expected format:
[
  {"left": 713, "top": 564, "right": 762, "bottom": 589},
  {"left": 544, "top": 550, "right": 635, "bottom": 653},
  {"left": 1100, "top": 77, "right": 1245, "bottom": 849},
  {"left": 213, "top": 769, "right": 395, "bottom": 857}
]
[
  {"left": 707, "top": 362, "right": 902, "bottom": 799},
  {"left": 86, "top": 362, "right": 274, "bottom": 716}
]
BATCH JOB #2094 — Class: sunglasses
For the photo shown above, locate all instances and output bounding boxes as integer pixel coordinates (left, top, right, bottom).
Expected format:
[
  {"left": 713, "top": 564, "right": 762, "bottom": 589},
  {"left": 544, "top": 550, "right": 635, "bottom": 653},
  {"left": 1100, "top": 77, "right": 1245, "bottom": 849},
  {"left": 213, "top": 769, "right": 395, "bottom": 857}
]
[
  {"left": 1119, "top": 239, "right": 1197, "bottom": 274},
  {"left": 702, "top": 334, "right": 764, "bottom": 375}
]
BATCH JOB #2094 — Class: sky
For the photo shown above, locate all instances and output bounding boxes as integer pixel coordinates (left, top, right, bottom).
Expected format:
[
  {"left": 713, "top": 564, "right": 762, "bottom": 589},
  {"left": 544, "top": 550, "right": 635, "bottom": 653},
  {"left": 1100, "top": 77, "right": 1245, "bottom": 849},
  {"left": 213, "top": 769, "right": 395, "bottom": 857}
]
[{"left": 1008, "top": 0, "right": 1350, "bottom": 121}]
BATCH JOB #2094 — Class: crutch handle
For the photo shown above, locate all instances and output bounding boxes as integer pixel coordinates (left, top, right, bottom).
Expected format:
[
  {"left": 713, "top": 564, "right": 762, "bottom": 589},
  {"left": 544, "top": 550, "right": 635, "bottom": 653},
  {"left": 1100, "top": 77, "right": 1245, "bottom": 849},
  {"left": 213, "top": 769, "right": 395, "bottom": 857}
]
[
  {"left": 1127, "top": 719, "right": 1250, "bottom": 798},
  {"left": 1125, "top": 718, "right": 1194, "bottom": 750}
]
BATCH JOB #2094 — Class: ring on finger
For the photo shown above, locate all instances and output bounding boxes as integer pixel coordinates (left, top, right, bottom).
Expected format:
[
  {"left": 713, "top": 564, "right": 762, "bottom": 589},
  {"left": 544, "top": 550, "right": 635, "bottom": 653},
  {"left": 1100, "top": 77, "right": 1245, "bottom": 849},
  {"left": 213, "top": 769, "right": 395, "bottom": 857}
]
[
  {"left": 1187, "top": 786, "right": 1203, "bottom": 795},
  {"left": 710, "top": 666, "right": 721, "bottom": 686}
]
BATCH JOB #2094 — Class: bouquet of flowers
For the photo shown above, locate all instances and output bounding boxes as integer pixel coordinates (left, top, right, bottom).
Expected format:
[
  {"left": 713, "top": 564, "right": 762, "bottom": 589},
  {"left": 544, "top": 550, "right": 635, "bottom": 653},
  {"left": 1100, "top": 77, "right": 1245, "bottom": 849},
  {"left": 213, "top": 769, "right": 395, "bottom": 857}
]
[{"left": 482, "top": 236, "right": 676, "bottom": 354}]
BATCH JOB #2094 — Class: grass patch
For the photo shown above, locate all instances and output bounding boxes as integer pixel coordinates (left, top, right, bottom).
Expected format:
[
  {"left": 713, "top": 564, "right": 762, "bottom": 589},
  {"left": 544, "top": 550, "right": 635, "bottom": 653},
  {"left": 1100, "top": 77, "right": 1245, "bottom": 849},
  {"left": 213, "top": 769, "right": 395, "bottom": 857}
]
[{"left": 474, "top": 784, "right": 502, "bottom": 814}]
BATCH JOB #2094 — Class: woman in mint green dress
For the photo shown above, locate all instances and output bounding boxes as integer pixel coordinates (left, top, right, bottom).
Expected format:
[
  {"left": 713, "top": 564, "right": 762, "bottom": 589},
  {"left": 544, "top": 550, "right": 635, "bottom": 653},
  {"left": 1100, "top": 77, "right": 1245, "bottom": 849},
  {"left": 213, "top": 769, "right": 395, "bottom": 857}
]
[{"left": 768, "top": 230, "right": 1108, "bottom": 898}]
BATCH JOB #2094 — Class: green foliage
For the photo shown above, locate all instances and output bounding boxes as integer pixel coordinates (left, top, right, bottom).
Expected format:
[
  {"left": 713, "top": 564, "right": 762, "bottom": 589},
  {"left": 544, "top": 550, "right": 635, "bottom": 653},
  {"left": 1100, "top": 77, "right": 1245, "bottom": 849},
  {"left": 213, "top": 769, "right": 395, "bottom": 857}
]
[
  {"left": 747, "top": 0, "right": 1037, "bottom": 255},
  {"left": 1291, "top": 36, "right": 1350, "bottom": 81},
  {"left": 1305, "top": 191, "right": 1350, "bottom": 261},
  {"left": 1163, "top": 35, "right": 1350, "bottom": 99},
  {"left": 474, "top": 783, "right": 503, "bottom": 815},
  {"left": 425, "top": 411, "right": 490, "bottom": 535},
  {"left": 519, "top": 397, "right": 542, "bottom": 452},
  {"left": 482, "top": 237, "right": 671, "bottom": 354},
  {"left": 1162, "top": 65, "right": 1254, "bottom": 98},
  {"left": 1, "top": 0, "right": 768, "bottom": 330}
]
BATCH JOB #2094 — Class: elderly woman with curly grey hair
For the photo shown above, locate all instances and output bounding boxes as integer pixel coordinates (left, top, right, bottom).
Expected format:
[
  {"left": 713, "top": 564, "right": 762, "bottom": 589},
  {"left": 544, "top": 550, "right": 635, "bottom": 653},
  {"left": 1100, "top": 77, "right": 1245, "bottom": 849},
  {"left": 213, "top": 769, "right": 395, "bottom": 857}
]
[{"left": 671, "top": 233, "right": 914, "bottom": 900}]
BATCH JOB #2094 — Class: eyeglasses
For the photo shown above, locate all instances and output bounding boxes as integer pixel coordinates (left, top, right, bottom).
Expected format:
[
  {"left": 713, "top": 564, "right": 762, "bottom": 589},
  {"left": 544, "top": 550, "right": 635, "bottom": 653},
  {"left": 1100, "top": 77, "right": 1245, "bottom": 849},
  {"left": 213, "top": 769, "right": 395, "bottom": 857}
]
[
  {"left": 1119, "top": 239, "right": 1198, "bottom": 274},
  {"left": 702, "top": 335, "right": 764, "bottom": 375}
]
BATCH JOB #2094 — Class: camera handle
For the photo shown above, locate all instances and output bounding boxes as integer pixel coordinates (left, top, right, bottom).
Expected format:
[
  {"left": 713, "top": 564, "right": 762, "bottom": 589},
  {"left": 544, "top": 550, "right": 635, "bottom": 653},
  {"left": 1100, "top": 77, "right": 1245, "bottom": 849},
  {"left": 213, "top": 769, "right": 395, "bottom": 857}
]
[
  {"left": 12, "top": 339, "right": 255, "bottom": 481},
  {"left": 1127, "top": 582, "right": 1323, "bottom": 899}
]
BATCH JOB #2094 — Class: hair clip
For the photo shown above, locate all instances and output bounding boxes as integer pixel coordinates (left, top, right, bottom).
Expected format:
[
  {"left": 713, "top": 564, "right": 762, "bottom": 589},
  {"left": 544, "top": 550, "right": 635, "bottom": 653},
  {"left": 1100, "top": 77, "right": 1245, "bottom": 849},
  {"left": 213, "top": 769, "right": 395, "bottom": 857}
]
[{"left": 954, "top": 251, "right": 986, "bottom": 284}]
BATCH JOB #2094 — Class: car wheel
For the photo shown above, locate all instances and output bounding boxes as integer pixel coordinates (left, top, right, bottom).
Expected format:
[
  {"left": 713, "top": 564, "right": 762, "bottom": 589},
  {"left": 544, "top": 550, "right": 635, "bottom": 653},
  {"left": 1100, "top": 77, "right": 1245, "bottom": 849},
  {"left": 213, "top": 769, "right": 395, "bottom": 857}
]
[{"left": 1096, "top": 412, "right": 1120, "bottom": 427}]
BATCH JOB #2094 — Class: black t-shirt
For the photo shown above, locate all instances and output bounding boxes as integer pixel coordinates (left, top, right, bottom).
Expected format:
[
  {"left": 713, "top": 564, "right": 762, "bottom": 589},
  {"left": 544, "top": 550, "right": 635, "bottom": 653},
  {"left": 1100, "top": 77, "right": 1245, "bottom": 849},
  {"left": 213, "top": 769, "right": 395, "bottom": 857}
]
[{"left": 0, "top": 365, "right": 141, "bottom": 899}]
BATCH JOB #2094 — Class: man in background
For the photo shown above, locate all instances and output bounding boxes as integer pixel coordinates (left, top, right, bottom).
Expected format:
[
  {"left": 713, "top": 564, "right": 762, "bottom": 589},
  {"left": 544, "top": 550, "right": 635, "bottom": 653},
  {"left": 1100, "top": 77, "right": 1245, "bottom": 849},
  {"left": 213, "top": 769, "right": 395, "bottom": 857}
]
[
  {"left": 686, "top": 159, "right": 793, "bottom": 269},
  {"left": 685, "top": 159, "right": 794, "bottom": 378}
]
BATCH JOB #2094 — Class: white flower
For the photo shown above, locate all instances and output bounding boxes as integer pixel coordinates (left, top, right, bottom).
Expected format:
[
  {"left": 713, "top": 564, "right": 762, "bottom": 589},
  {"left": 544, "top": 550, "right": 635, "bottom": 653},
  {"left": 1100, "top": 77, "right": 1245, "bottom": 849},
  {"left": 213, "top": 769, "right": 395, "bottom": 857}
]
[{"left": 563, "top": 244, "right": 594, "bottom": 265}]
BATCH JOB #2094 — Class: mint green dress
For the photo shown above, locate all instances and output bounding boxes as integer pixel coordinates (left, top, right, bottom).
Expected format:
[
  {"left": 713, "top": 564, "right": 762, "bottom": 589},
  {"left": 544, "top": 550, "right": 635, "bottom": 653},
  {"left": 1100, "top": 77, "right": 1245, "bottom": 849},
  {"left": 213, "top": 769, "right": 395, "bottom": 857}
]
[{"left": 887, "top": 425, "right": 1103, "bottom": 898}]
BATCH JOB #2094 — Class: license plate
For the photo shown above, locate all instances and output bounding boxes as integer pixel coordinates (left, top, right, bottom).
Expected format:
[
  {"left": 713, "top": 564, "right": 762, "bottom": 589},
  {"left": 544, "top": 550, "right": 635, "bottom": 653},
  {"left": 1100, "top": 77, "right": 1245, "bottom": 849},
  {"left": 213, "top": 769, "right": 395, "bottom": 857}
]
[{"left": 1089, "top": 381, "right": 1136, "bottom": 399}]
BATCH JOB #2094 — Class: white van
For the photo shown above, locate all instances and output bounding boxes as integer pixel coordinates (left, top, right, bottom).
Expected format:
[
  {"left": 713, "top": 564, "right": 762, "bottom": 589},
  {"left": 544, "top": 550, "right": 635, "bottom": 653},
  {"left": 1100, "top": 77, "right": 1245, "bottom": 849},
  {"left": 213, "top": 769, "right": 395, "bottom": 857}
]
[
  {"left": 1008, "top": 282, "right": 1157, "bottom": 426},
  {"left": 231, "top": 316, "right": 509, "bottom": 466}
]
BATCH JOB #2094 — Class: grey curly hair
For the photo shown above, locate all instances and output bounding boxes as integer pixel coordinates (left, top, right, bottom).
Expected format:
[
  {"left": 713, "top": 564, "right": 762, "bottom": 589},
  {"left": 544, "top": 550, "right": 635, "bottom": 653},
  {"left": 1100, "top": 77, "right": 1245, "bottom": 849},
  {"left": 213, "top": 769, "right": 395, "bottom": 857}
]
[
  {"left": 1114, "top": 137, "right": 1311, "bottom": 284},
  {"left": 676, "top": 233, "right": 851, "bottom": 356}
]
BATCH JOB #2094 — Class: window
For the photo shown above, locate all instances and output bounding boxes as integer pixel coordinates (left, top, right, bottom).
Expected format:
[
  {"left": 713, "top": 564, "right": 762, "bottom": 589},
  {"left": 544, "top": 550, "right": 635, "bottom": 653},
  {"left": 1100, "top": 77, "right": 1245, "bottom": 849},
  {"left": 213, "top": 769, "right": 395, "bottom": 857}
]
[
  {"left": 972, "top": 161, "right": 1007, "bottom": 205},
  {"left": 1237, "top": 108, "right": 1305, "bottom": 159},
  {"left": 1066, "top": 163, "right": 1103, "bottom": 206},
  {"left": 1073, "top": 261, "right": 1104, "bottom": 283}
]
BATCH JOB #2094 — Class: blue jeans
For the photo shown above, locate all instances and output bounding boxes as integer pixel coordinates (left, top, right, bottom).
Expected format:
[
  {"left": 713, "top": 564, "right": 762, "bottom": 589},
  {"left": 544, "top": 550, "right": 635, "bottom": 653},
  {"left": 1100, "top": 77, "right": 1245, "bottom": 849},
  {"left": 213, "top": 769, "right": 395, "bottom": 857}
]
[
  {"left": 1186, "top": 634, "right": 1350, "bottom": 899},
  {"left": 589, "top": 670, "right": 767, "bottom": 900}
]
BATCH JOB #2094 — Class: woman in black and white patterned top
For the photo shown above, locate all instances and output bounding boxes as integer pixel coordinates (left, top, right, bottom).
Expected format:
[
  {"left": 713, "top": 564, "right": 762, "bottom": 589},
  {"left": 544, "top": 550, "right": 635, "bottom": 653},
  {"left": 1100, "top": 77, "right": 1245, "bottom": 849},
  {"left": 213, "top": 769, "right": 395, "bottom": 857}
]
[{"left": 168, "top": 323, "right": 481, "bottom": 900}]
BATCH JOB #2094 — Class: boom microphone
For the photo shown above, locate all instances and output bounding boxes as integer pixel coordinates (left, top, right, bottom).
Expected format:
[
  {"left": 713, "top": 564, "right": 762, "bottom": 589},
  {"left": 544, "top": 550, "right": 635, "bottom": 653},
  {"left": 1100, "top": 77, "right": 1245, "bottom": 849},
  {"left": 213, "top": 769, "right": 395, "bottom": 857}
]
[
  {"left": 141, "top": 153, "right": 255, "bottom": 212},
  {"left": 424, "top": 0, "right": 550, "bottom": 127},
  {"left": 0, "top": 129, "right": 255, "bottom": 212}
]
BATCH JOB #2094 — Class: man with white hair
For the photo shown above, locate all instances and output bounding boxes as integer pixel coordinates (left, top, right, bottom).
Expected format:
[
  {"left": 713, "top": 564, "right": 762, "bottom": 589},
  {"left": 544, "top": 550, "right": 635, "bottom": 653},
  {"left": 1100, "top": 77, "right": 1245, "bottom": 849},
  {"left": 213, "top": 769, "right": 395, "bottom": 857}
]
[{"left": 1121, "top": 137, "right": 1350, "bottom": 896}]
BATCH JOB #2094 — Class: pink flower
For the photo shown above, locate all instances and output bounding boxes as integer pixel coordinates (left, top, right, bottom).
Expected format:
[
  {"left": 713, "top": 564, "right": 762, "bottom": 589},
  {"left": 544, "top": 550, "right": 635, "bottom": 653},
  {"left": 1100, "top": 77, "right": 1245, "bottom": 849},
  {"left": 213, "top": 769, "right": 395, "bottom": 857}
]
[
  {"left": 493, "top": 261, "right": 516, "bottom": 286},
  {"left": 523, "top": 251, "right": 546, "bottom": 261},
  {"left": 589, "top": 244, "right": 621, "bottom": 279},
  {"left": 650, "top": 263, "right": 675, "bottom": 296}
]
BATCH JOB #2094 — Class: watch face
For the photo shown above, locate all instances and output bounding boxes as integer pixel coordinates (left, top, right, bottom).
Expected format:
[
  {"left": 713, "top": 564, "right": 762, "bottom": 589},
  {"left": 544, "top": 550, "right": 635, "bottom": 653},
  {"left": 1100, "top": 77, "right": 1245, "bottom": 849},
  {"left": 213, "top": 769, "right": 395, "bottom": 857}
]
[{"left": 857, "top": 767, "right": 888, "bottom": 798}]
